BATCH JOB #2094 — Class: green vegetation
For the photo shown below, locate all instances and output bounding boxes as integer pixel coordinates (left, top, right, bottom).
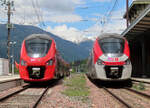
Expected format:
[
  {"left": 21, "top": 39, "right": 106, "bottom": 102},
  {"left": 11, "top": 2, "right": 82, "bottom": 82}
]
[
  {"left": 14, "top": 67, "right": 19, "bottom": 74},
  {"left": 132, "top": 82, "right": 145, "bottom": 91},
  {"left": 9, "top": 65, "right": 19, "bottom": 75},
  {"left": 70, "top": 59, "right": 88, "bottom": 74},
  {"left": 62, "top": 74, "right": 89, "bottom": 102}
]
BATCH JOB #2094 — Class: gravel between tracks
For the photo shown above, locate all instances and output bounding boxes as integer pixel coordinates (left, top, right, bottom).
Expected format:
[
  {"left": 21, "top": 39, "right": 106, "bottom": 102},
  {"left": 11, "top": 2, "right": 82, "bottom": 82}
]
[
  {"left": 38, "top": 78, "right": 92, "bottom": 108},
  {"left": 39, "top": 75, "right": 127, "bottom": 108}
]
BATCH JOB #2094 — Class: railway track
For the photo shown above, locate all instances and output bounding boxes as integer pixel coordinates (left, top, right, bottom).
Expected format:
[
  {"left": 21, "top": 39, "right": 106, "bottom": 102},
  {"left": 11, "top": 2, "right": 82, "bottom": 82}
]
[
  {"left": 103, "top": 87, "right": 150, "bottom": 108},
  {"left": 0, "top": 79, "right": 61, "bottom": 108},
  {"left": 0, "top": 85, "right": 50, "bottom": 108},
  {"left": 102, "top": 87, "right": 132, "bottom": 108},
  {"left": 124, "top": 88, "right": 150, "bottom": 99},
  {"left": 32, "top": 86, "right": 50, "bottom": 108},
  {"left": 0, "top": 78, "right": 23, "bottom": 92},
  {"left": 0, "top": 85, "right": 30, "bottom": 102}
]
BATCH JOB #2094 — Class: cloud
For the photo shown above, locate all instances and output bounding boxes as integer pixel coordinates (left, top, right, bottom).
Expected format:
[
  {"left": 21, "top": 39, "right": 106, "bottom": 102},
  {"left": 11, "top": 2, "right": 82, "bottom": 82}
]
[
  {"left": 0, "top": 0, "right": 84, "bottom": 24},
  {"left": 45, "top": 24, "right": 88, "bottom": 43},
  {"left": 44, "top": 14, "right": 82, "bottom": 23},
  {"left": 82, "top": 10, "right": 126, "bottom": 39},
  {"left": 45, "top": 10, "right": 126, "bottom": 43}
]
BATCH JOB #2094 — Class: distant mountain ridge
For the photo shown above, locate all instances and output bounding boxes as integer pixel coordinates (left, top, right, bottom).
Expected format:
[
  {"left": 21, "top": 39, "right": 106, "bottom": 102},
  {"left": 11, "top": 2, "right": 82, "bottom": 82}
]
[{"left": 0, "top": 24, "right": 93, "bottom": 62}]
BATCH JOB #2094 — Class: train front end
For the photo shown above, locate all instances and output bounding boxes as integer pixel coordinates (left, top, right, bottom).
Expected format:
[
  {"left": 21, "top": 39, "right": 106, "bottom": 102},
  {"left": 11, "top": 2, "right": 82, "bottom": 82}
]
[
  {"left": 93, "top": 36, "right": 132, "bottom": 81},
  {"left": 19, "top": 34, "right": 56, "bottom": 82}
]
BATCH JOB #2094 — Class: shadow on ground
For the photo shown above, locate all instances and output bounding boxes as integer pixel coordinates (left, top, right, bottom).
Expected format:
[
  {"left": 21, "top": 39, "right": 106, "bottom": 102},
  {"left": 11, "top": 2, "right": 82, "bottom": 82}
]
[
  {"left": 88, "top": 77, "right": 132, "bottom": 89},
  {"left": 25, "top": 78, "right": 64, "bottom": 88}
]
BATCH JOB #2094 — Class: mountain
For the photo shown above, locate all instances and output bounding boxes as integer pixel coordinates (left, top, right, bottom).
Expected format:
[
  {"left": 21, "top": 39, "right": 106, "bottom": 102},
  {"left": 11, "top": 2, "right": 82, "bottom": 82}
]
[{"left": 0, "top": 24, "right": 93, "bottom": 62}]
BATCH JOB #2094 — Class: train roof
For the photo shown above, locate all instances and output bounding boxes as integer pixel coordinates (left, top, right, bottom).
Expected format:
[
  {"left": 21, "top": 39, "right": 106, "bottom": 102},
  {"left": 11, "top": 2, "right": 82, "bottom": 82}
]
[
  {"left": 97, "top": 33, "right": 124, "bottom": 40},
  {"left": 24, "top": 34, "right": 53, "bottom": 41}
]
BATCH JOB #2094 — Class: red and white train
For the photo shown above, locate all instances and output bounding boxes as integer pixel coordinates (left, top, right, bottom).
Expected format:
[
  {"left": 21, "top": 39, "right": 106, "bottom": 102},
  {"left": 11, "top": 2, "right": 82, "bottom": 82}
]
[
  {"left": 16, "top": 34, "right": 70, "bottom": 82},
  {"left": 87, "top": 34, "right": 132, "bottom": 81}
]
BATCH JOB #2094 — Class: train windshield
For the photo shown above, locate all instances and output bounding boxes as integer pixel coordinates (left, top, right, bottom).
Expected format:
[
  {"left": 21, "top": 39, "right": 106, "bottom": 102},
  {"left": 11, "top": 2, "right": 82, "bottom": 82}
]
[
  {"left": 25, "top": 38, "right": 52, "bottom": 58},
  {"left": 98, "top": 38, "right": 124, "bottom": 54}
]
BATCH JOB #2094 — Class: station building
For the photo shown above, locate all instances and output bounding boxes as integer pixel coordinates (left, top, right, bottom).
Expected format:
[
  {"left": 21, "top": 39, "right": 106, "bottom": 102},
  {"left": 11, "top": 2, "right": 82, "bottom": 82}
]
[{"left": 122, "top": 0, "right": 150, "bottom": 77}]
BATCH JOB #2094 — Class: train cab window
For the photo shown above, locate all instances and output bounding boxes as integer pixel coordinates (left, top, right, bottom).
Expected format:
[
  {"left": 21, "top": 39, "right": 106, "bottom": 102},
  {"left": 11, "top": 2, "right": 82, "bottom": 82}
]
[
  {"left": 98, "top": 38, "right": 124, "bottom": 54},
  {"left": 25, "top": 38, "right": 52, "bottom": 58}
]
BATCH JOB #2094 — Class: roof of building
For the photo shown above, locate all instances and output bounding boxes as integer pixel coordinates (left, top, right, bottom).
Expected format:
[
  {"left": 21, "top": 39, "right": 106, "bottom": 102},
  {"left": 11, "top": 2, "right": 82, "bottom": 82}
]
[
  {"left": 122, "top": 5, "right": 150, "bottom": 39},
  {"left": 124, "top": 0, "right": 150, "bottom": 18}
]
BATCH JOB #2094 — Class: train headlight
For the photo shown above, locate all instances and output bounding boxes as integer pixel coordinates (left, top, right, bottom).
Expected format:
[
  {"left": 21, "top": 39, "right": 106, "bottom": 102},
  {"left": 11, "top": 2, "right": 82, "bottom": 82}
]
[
  {"left": 21, "top": 60, "right": 27, "bottom": 66},
  {"left": 97, "top": 59, "right": 104, "bottom": 65},
  {"left": 46, "top": 59, "right": 53, "bottom": 66},
  {"left": 125, "top": 59, "right": 130, "bottom": 65}
]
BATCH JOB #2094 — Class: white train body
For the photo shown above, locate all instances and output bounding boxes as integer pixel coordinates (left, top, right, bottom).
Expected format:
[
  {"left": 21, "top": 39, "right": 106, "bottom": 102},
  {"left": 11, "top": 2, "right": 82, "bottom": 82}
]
[{"left": 87, "top": 34, "right": 132, "bottom": 81}]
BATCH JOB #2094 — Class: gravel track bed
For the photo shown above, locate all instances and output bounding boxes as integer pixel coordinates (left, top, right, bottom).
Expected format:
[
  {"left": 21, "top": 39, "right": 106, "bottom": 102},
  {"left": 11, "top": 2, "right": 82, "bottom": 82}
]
[
  {"left": 86, "top": 77, "right": 125, "bottom": 108},
  {"left": 0, "top": 87, "right": 45, "bottom": 108},
  {"left": 109, "top": 88, "right": 150, "bottom": 108},
  {"left": 0, "top": 86, "right": 24, "bottom": 99},
  {"left": 132, "top": 88, "right": 150, "bottom": 96}
]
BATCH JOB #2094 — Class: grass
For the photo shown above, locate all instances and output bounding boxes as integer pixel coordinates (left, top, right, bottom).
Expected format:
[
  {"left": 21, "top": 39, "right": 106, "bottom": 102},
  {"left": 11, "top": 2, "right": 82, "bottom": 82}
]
[
  {"left": 62, "top": 73, "right": 89, "bottom": 102},
  {"left": 132, "top": 82, "right": 145, "bottom": 91}
]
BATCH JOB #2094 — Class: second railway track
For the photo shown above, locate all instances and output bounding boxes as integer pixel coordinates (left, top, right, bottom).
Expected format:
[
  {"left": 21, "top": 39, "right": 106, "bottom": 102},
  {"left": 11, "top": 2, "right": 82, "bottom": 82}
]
[
  {"left": 0, "top": 79, "right": 61, "bottom": 108},
  {"left": 102, "top": 87, "right": 132, "bottom": 108},
  {"left": 0, "top": 85, "right": 30, "bottom": 102},
  {"left": 0, "top": 84, "right": 52, "bottom": 108},
  {"left": 124, "top": 87, "right": 150, "bottom": 99},
  {"left": 103, "top": 87, "right": 150, "bottom": 108}
]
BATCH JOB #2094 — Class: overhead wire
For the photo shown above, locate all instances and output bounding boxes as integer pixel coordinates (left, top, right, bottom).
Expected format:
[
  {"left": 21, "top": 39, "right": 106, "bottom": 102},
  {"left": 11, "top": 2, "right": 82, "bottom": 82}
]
[
  {"left": 100, "top": 0, "right": 119, "bottom": 33},
  {"left": 81, "top": 0, "right": 116, "bottom": 37},
  {"left": 80, "top": 0, "right": 116, "bottom": 37},
  {"left": 31, "top": 0, "right": 41, "bottom": 26},
  {"left": 105, "top": 0, "right": 118, "bottom": 22},
  {"left": 35, "top": 0, "right": 46, "bottom": 27}
]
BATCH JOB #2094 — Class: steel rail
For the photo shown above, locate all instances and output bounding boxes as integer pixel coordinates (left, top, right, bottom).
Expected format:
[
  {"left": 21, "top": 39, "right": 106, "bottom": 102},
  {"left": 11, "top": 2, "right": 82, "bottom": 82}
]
[
  {"left": 32, "top": 86, "right": 50, "bottom": 108},
  {"left": 124, "top": 88, "right": 150, "bottom": 99},
  {"left": 131, "top": 79, "right": 150, "bottom": 84}
]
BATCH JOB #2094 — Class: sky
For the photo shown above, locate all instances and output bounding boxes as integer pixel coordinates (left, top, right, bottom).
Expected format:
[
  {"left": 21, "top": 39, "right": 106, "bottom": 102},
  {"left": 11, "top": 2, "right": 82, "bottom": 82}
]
[{"left": 0, "top": 0, "right": 133, "bottom": 43}]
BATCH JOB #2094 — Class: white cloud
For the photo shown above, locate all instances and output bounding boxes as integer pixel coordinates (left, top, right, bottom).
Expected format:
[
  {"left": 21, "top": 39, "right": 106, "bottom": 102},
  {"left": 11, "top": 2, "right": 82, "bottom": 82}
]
[
  {"left": 0, "top": 0, "right": 84, "bottom": 25},
  {"left": 44, "top": 14, "right": 82, "bottom": 23},
  {"left": 45, "top": 10, "right": 126, "bottom": 43},
  {"left": 45, "top": 24, "right": 88, "bottom": 43},
  {"left": 82, "top": 10, "right": 126, "bottom": 39}
]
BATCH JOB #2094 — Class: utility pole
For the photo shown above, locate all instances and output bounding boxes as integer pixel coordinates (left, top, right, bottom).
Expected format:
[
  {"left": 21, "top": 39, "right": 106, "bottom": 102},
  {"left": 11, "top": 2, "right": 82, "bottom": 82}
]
[
  {"left": 7, "top": 1, "right": 14, "bottom": 74},
  {"left": 126, "top": 0, "right": 129, "bottom": 27},
  {"left": 1, "top": 0, "right": 14, "bottom": 74},
  {"left": 7, "top": 1, "right": 11, "bottom": 71}
]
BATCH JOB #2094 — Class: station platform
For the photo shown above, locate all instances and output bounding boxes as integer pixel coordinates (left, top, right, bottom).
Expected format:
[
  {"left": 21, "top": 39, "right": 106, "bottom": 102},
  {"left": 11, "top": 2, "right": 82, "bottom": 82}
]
[
  {"left": 131, "top": 77, "right": 150, "bottom": 83},
  {"left": 0, "top": 75, "right": 20, "bottom": 83}
]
